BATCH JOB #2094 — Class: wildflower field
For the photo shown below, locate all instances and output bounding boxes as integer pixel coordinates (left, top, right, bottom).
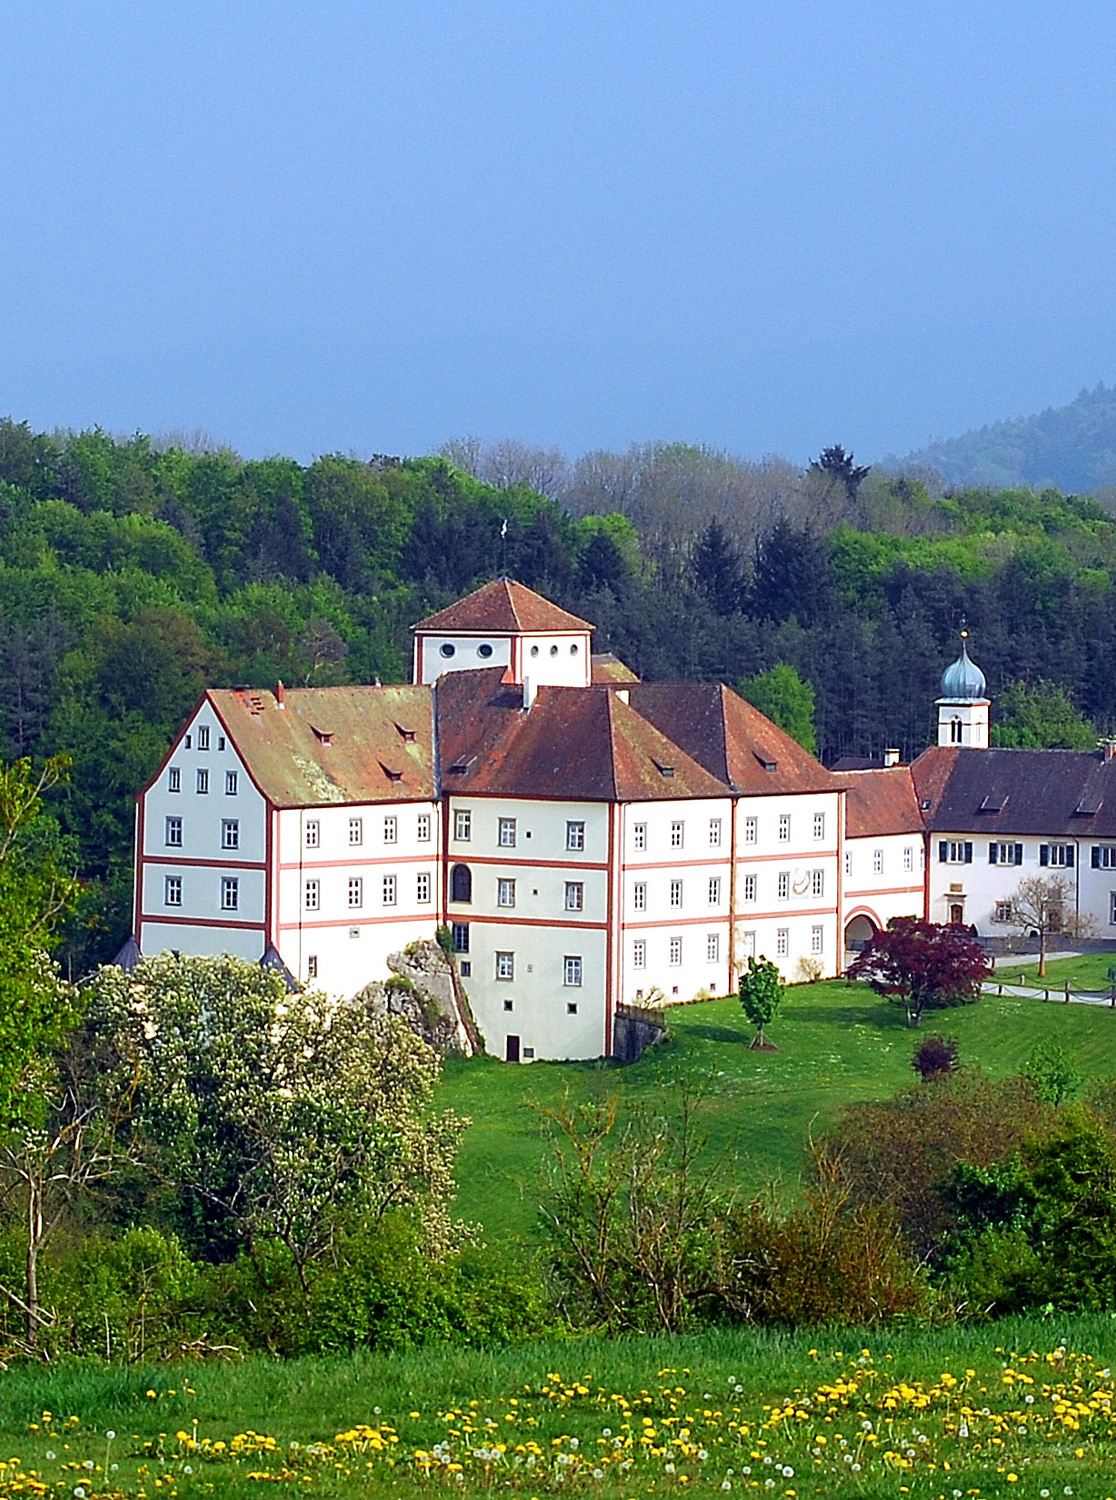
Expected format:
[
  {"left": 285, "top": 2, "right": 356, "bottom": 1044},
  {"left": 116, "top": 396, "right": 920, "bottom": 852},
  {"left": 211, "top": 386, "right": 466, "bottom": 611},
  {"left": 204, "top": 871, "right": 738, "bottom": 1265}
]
[{"left": 3, "top": 1319, "right": 1116, "bottom": 1500}]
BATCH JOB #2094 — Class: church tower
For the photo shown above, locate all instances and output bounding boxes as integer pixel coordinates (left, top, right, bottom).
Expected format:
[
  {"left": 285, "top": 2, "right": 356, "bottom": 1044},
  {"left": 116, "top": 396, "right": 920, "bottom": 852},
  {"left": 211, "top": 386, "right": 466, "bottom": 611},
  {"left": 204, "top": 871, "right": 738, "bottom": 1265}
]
[{"left": 936, "top": 630, "right": 990, "bottom": 748}]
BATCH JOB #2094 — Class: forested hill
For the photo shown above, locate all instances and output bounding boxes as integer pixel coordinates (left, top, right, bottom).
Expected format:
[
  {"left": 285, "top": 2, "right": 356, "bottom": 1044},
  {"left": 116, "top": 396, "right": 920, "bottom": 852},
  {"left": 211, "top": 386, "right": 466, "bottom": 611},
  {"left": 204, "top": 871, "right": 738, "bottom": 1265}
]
[
  {"left": 897, "top": 381, "right": 1116, "bottom": 492},
  {"left": 3, "top": 420, "right": 1116, "bottom": 971}
]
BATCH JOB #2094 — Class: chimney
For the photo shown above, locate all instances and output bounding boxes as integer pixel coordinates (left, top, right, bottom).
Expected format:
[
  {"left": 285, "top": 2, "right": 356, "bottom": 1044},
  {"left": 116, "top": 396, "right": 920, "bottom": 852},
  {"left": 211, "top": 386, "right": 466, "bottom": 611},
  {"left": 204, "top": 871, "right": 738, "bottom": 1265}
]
[
  {"left": 522, "top": 676, "right": 537, "bottom": 710},
  {"left": 276, "top": 680, "right": 286, "bottom": 709},
  {"left": 616, "top": 687, "right": 630, "bottom": 705},
  {"left": 883, "top": 747, "right": 900, "bottom": 767},
  {"left": 1105, "top": 738, "right": 1116, "bottom": 763}
]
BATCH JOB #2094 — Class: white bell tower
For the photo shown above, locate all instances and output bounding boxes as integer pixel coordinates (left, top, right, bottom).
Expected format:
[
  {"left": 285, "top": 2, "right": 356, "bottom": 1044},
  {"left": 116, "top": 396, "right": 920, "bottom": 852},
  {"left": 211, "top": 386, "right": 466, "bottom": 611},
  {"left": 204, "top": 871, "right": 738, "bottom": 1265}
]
[{"left": 936, "top": 630, "right": 990, "bottom": 748}]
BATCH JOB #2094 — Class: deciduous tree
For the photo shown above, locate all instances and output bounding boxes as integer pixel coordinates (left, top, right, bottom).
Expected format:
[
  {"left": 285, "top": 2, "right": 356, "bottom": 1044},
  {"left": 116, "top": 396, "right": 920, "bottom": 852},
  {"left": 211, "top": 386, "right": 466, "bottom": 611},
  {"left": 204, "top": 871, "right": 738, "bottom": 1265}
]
[
  {"left": 848, "top": 917, "right": 991, "bottom": 1027},
  {"left": 738, "top": 955, "right": 785, "bottom": 1049},
  {"left": 1009, "top": 876, "right": 1072, "bottom": 978}
]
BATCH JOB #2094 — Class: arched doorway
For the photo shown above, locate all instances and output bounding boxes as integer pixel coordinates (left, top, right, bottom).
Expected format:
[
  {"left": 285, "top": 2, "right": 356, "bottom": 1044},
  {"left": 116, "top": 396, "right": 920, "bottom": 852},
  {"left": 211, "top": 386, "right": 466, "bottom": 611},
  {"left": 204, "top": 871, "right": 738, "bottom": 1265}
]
[
  {"left": 844, "top": 914, "right": 876, "bottom": 953},
  {"left": 949, "top": 903, "right": 964, "bottom": 925}
]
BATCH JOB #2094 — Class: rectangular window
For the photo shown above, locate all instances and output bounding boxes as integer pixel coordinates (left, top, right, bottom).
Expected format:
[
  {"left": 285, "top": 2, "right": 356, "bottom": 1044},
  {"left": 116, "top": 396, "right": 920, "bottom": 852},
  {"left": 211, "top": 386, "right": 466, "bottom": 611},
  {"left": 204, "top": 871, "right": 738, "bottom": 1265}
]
[
  {"left": 221, "top": 876, "right": 239, "bottom": 911},
  {"left": 197, "top": 725, "right": 210, "bottom": 751},
  {"left": 777, "top": 870, "right": 790, "bottom": 900},
  {"left": 452, "top": 922, "right": 470, "bottom": 953},
  {"left": 1111, "top": 892, "right": 1116, "bottom": 926},
  {"left": 669, "top": 937, "right": 682, "bottom": 966},
  {"left": 708, "top": 876, "right": 721, "bottom": 905},
  {"left": 168, "top": 766, "right": 181, "bottom": 792},
  {"left": 305, "top": 819, "right": 319, "bottom": 848},
  {"left": 670, "top": 820, "right": 684, "bottom": 849},
  {"left": 566, "top": 820, "right": 585, "bottom": 851},
  {"left": 1093, "top": 846, "right": 1116, "bottom": 870},
  {"left": 707, "top": 932, "right": 720, "bottom": 962},
  {"left": 633, "top": 940, "right": 646, "bottom": 969},
  {"left": 306, "top": 955, "right": 318, "bottom": 979},
  {"left": 225, "top": 770, "right": 238, "bottom": 795},
  {"left": 184, "top": 733, "right": 192, "bottom": 749},
  {"left": 567, "top": 1001, "right": 578, "bottom": 1015},
  {"left": 165, "top": 816, "right": 182, "bottom": 847},
  {"left": 903, "top": 846, "right": 913, "bottom": 871},
  {"left": 995, "top": 900, "right": 1013, "bottom": 923},
  {"left": 343, "top": 817, "right": 360, "bottom": 846},
  {"left": 812, "top": 869, "right": 824, "bottom": 898},
  {"left": 811, "top": 924, "right": 823, "bottom": 954},
  {"left": 743, "top": 873, "right": 757, "bottom": 902},
  {"left": 845, "top": 849, "right": 852, "bottom": 877},
  {"left": 709, "top": 817, "right": 722, "bottom": 847},
  {"left": 305, "top": 878, "right": 320, "bottom": 910},
  {"left": 348, "top": 877, "right": 363, "bottom": 908},
  {"left": 382, "top": 874, "right": 397, "bottom": 905},
  {"left": 565, "top": 881, "right": 583, "bottom": 911},
  {"left": 670, "top": 879, "right": 683, "bottom": 908},
  {"left": 990, "top": 842, "right": 1024, "bottom": 866},
  {"left": 498, "top": 817, "right": 517, "bottom": 847},
  {"left": 633, "top": 881, "right": 647, "bottom": 911},
  {"left": 778, "top": 813, "right": 791, "bottom": 842},
  {"left": 196, "top": 769, "right": 209, "bottom": 794},
  {"left": 217, "top": 735, "right": 225, "bottom": 751},
  {"left": 565, "top": 955, "right": 583, "bottom": 986},
  {"left": 164, "top": 875, "right": 181, "bottom": 906},
  {"left": 496, "top": 951, "right": 515, "bottom": 981},
  {"left": 1040, "top": 843, "right": 1074, "bottom": 868},
  {"left": 497, "top": 878, "right": 516, "bottom": 907},
  {"left": 629, "top": 822, "right": 646, "bottom": 854},
  {"left": 776, "top": 927, "right": 789, "bottom": 957},
  {"left": 455, "top": 809, "right": 471, "bottom": 841},
  {"left": 813, "top": 811, "right": 825, "bottom": 840},
  {"left": 744, "top": 816, "right": 758, "bottom": 844},
  {"left": 221, "top": 819, "right": 239, "bottom": 850},
  {"left": 872, "top": 848, "right": 883, "bottom": 874},
  {"left": 383, "top": 816, "right": 396, "bottom": 845},
  {"left": 939, "top": 840, "right": 973, "bottom": 864},
  {"left": 416, "top": 871, "right": 431, "bottom": 903},
  {"left": 417, "top": 812, "right": 431, "bottom": 842}
]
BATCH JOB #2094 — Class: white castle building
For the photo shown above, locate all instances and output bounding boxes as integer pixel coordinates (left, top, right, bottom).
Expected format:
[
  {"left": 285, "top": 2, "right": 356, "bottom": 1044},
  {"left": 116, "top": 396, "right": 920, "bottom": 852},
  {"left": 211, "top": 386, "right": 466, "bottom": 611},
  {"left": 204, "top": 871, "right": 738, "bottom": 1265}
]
[{"left": 130, "top": 579, "right": 1116, "bottom": 1060}]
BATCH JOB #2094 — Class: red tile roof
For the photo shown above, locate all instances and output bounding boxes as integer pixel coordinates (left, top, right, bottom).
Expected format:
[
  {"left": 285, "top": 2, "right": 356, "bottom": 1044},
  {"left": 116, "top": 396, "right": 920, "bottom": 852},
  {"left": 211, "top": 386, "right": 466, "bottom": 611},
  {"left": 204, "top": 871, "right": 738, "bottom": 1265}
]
[
  {"left": 413, "top": 578, "right": 593, "bottom": 635},
  {"left": 833, "top": 766, "right": 924, "bottom": 838},
  {"left": 591, "top": 653, "right": 639, "bottom": 684}
]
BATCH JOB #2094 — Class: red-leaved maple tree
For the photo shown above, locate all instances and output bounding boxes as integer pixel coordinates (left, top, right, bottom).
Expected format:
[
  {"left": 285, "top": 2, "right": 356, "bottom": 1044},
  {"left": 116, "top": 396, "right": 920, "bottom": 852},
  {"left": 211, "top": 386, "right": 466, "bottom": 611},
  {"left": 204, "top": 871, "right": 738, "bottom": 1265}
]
[{"left": 847, "top": 917, "right": 992, "bottom": 1027}]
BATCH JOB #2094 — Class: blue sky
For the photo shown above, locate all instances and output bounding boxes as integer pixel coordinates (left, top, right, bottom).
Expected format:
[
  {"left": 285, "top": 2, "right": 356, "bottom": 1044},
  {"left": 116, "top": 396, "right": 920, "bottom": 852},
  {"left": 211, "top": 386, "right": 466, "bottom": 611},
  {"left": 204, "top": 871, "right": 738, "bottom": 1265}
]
[{"left": 2, "top": 1, "right": 1115, "bottom": 463}]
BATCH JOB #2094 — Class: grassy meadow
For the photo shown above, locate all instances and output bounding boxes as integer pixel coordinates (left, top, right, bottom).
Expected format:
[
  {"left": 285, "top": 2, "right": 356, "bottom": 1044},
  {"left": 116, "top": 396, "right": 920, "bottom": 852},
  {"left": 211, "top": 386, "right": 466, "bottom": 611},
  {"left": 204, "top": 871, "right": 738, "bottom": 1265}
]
[{"left": 441, "top": 978, "right": 1116, "bottom": 1241}]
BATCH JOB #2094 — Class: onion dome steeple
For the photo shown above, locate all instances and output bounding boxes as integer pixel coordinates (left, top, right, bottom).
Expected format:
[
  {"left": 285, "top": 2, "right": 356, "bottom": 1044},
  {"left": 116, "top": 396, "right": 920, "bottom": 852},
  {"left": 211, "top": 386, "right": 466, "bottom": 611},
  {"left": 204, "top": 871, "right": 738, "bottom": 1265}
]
[
  {"left": 940, "top": 629, "right": 987, "bottom": 702},
  {"left": 936, "top": 628, "right": 990, "bottom": 749}
]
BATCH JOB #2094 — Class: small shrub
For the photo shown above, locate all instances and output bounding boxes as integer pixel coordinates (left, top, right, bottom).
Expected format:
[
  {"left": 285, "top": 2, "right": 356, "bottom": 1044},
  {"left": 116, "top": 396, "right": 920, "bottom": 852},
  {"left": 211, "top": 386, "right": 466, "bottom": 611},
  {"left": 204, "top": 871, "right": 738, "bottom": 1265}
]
[
  {"left": 795, "top": 956, "right": 825, "bottom": 984},
  {"left": 912, "top": 1034, "right": 959, "bottom": 1081},
  {"left": 1024, "top": 1039, "right": 1083, "bottom": 1106}
]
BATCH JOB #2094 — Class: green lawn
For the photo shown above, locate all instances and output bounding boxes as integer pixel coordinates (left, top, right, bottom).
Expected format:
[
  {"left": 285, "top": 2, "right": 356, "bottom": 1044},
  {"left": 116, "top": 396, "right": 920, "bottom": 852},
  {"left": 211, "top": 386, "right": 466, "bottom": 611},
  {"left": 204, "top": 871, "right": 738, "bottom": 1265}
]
[
  {"left": 998, "top": 951, "right": 1116, "bottom": 993},
  {"left": 5, "top": 1319, "right": 1116, "bottom": 1497},
  {"left": 439, "top": 979, "right": 1116, "bottom": 1242}
]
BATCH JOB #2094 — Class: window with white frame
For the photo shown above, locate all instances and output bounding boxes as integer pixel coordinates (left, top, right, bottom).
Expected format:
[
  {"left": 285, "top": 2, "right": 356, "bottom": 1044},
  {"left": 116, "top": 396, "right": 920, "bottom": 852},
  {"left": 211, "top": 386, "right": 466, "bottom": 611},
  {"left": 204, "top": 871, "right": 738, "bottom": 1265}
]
[
  {"left": 670, "top": 820, "right": 684, "bottom": 848},
  {"left": 777, "top": 871, "right": 790, "bottom": 900},
  {"left": 564, "top": 955, "right": 583, "bottom": 986},
  {"left": 196, "top": 769, "right": 209, "bottom": 794},
  {"left": 417, "top": 871, "right": 431, "bottom": 903},
  {"left": 1093, "top": 846, "right": 1116, "bottom": 869},
  {"left": 709, "top": 817, "right": 722, "bottom": 847},
  {"left": 707, "top": 932, "right": 719, "bottom": 962},
  {"left": 1041, "top": 843, "right": 1074, "bottom": 868},
  {"left": 903, "top": 845, "right": 913, "bottom": 871},
  {"left": 217, "top": 735, "right": 225, "bottom": 750},
  {"left": 168, "top": 767, "right": 180, "bottom": 792},
  {"left": 633, "top": 940, "right": 646, "bottom": 968},
  {"left": 744, "top": 816, "right": 758, "bottom": 844},
  {"left": 939, "top": 840, "right": 973, "bottom": 864},
  {"left": 989, "top": 841, "right": 1023, "bottom": 865},
  {"left": 776, "top": 927, "right": 789, "bottom": 956},
  {"left": 221, "top": 819, "right": 239, "bottom": 850},
  {"left": 778, "top": 813, "right": 791, "bottom": 841},
  {"left": 1110, "top": 892, "right": 1116, "bottom": 926},
  {"left": 743, "top": 873, "right": 757, "bottom": 902},
  {"left": 708, "top": 876, "right": 721, "bottom": 905},
  {"left": 670, "top": 879, "right": 683, "bottom": 908},
  {"left": 566, "top": 820, "right": 585, "bottom": 851},
  {"left": 811, "top": 924, "right": 823, "bottom": 954},
  {"left": 872, "top": 848, "right": 883, "bottom": 874},
  {"left": 225, "top": 770, "right": 238, "bottom": 795},
  {"left": 306, "top": 955, "right": 318, "bottom": 979},
  {"left": 452, "top": 922, "right": 469, "bottom": 953},
  {"left": 221, "top": 876, "right": 239, "bottom": 911},
  {"left": 496, "top": 951, "right": 515, "bottom": 981},
  {"left": 995, "top": 900, "right": 1013, "bottom": 923},
  {"left": 633, "top": 822, "right": 647, "bottom": 850},
  {"left": 345, "top": 817, "right": 362, "bottom": 845},
  {"left": 845, "top": 849, "right": 852, "bottom": 877},
  {"left": 497, "top": 878, "right": 516, "bottom": 908},
  {"left": 348, "top": 877, "right": 363, "bottom": 908},
  {"left": 669, "top": 936, "right": 682, "bottom": 965},
  {"left": 632, "top": 881, "right": 647, "bottom": 911},
  {"left": 565, "top": 881, "right": 583, "bottom": 911},
  {"left": 305, "top": 820, "right": 319, "bottom": 848},
  {"left": 813, "top": 812, "right": 825, "bottom": 840},
  {"left": 812, "top": 869, "right": 824, "bottom": 897},
  {"left": 382, "top": 874, "right": 396, "bottom": 905},
  {"left": 165, "top": 816, "right": 182, "bottom": 847},
  {"left": 198, "top": 725, "right": 210, "bottom": 750},
  {"left": 305, "top": 878, "right": 320, "bottom": 910},
  {"left": 498, "top": 817, "right": 516, "bottom": 847},
  {"left": 164, "top": 876, "right": 182, "bottom": 906},
  {"left": 455, "top": 809, "right": 471, "bottom": 841},
  {"left": 417, "top": 812, "right": 431, "bottom": 841},
  {"left": 384, "top": 815, "right": 398, "bottom": 844}
]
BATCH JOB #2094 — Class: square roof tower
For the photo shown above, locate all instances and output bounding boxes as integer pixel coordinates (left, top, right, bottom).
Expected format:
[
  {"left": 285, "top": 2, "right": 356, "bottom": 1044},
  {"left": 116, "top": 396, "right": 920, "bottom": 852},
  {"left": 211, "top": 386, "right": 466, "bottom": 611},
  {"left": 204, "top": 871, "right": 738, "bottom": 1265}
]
[{"left": 412, "top": 578, "right": 593, "bottom": 689}]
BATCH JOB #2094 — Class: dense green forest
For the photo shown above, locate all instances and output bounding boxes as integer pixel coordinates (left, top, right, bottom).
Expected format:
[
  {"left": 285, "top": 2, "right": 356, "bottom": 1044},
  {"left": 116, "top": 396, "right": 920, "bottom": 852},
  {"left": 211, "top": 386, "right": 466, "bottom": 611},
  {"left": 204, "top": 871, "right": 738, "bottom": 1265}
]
[{"left": 3, "top": 420, "right": 1116, "bottom": 970}]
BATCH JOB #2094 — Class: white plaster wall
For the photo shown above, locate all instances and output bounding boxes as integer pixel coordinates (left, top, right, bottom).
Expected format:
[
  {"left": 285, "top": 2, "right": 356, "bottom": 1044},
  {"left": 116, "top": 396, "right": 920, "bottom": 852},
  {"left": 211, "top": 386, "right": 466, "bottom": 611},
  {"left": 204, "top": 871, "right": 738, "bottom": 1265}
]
[
  {"left": 928, "top": 832, "right": 1116, "bottom": 939},
  {"left": 843, "top": 832, "right": 925, "bottom": 940},
  {"left": 418, "top": 634, "right": 512, "bottom": 685},
  {"left": 415, "top": 630, "right": 591, "bottom": 688}
]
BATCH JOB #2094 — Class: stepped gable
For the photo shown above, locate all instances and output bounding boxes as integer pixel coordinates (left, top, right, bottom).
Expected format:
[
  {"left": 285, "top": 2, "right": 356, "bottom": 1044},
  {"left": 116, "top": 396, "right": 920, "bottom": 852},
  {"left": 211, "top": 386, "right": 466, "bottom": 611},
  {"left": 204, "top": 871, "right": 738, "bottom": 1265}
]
[
  {"left": 413, "top": 578, "right": 592, "bottom": 634},
  {"left": 912, "top": 745, "right": 1116, "bottom": 837},
  {"left": 832, "top": 766, "right": 923, "bottom": 838},
  {"left": 434, "top": 669, "right": 728, "bottom": 802},
  {"left": 591, "top": 652, "right": 639, "bottom": 684},
  {"left": 207, "top": 684, "right": 435, "bottom": 806},
  {"left": 629, "top": 682, "right": 841, "bottom": 796}
]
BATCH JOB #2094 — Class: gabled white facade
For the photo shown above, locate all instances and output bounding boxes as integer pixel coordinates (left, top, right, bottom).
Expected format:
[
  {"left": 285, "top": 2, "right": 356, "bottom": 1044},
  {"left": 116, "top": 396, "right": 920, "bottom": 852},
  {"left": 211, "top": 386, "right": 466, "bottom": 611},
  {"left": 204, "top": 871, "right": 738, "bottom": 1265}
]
[{"left": 843, "top": 831, "right": 926, "bottom": 952}]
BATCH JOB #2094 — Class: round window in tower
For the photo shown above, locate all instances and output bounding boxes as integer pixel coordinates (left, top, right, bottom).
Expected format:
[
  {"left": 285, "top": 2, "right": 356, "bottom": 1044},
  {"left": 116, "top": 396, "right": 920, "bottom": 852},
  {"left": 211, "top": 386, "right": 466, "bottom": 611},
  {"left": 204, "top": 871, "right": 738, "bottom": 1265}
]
[
  {"left": 478, "top": 643, "right": 493, "bottom": 658},
  {"left": 440, "top": 642, "right": 456, "bottom": 658},
  {"left": 570, "top": 643, "right": 579, "bottom": 655},
  {"left": 550, "top": 644, "right": 559, "bottom": 656},
  {"left": 530, "top": 645, "right": 539, "bottom": 657}
]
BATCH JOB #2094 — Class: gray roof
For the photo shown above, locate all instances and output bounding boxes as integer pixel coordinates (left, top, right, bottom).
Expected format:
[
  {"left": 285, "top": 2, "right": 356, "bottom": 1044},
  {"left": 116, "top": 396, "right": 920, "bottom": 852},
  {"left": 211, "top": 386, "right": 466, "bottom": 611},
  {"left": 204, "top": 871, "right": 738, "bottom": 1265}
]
[{"left": 912, "top": 745, "right": 1116, "bottom": 838}]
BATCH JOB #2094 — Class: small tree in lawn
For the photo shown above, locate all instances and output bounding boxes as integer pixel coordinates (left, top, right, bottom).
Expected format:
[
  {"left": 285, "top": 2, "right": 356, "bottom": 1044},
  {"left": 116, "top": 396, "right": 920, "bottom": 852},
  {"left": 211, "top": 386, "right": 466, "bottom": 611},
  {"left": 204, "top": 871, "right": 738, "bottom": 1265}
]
[
  {"left": 1009, "top": 875, "right": 1071, "bottom": 978},
  {"left": 848, "top": 917, "right": 991, "bottom": 1028},
  {"left": 739, "top": 955, "right": 785, "bottom": 1050}
]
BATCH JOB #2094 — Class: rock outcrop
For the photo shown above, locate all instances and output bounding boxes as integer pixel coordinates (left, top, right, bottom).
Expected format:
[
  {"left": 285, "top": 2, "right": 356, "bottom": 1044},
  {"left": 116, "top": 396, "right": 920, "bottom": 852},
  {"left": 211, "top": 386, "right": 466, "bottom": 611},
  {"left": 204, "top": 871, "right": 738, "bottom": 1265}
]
[{"left": 353, "top": 940, "right": 483, "bottom": 1057}]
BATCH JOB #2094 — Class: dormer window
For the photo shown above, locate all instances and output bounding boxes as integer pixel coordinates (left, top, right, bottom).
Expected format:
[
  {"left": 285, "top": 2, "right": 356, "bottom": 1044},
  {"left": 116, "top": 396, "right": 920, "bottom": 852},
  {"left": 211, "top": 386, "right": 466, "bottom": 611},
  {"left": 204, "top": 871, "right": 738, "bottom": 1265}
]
[
  {"left": 380, "top": 763, "right": 404, "bottom": 783},
  {"left": 653, "top": 760, "right": 675, "bottom": 778},
  {"left": 394, "top": 723, "right": 416, "bottom": 743},
  {"left": 755, "top": 753, "right": 778, "bottom": 772},
  {"left": 311, "top": 726, "right": 333, "bottom": 745}
]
